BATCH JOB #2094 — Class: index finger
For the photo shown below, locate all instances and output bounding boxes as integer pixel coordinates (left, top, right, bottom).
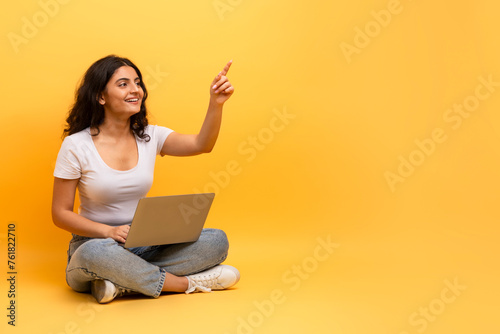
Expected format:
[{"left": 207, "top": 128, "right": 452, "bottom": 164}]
[{"left": 220, "top": 60, "right": 233, "bottom": 76}]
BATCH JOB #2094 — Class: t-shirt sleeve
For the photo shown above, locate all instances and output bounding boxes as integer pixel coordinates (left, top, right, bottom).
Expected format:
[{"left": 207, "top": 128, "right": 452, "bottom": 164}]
[
  {"left": 53, "top": 136, "right": 81, "bottom": 179},
  {"left": 153, "top": 125, "right": 174, "bottom": 155}
]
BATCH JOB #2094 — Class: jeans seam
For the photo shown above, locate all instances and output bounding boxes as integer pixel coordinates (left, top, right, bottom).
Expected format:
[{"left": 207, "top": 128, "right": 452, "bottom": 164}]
[{"left": 154, "top": 268, "right": 166, "bottom": 298}]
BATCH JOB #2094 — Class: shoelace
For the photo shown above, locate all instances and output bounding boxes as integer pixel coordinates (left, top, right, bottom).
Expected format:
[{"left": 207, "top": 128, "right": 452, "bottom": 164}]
[{"left": 185, "top": 270, "right": 222, "bottom": 294}]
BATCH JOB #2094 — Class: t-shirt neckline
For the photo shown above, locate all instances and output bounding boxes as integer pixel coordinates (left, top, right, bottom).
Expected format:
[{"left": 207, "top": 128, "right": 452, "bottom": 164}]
[{"left": 86, "top": 127, "right": 140, "bottom": 173}]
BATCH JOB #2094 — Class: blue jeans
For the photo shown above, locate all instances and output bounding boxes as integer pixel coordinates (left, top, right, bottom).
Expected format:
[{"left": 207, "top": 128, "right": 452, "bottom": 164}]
[{"left": 66, "top": 228, "right": 229, "bottom": 298}]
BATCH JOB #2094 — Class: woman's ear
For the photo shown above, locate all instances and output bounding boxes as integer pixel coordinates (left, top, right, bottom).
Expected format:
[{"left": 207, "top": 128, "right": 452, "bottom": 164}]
[{"left": 97, "top": 93, "right": 105, "bottom": 105}]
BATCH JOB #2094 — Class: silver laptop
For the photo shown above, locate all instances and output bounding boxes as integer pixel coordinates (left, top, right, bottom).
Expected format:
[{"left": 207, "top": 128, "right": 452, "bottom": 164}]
[{"left": 124, "top": 193, "right": 215, "bottom": 248}]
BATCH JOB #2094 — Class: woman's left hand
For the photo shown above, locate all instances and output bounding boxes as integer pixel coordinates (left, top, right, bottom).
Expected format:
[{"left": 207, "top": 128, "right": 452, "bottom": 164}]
[{"left": 210, "top": 60, "right": 234, "bottom": 105}]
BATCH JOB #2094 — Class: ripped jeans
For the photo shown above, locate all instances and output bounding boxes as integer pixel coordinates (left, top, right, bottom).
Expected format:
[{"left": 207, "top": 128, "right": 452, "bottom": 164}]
[{"left": 65, "top": 228, "right": 229, "bottom": 298}]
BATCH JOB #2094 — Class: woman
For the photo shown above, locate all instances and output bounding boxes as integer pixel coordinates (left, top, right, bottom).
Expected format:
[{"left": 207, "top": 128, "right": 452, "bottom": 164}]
[{"left": 52, "top": 55, "right": 239, "bottom": 303}]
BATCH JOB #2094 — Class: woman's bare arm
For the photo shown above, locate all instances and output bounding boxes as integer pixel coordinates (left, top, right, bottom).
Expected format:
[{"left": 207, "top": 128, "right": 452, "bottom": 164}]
[
  {"left": 160, "top": 60, "right": 234, "bottom": 157},
  {"left": 51, "top": 177, "right": 129, "bottom": 243}
]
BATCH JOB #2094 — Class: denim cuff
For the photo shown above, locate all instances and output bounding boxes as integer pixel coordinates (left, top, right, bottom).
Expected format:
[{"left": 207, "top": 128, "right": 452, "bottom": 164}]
[{"left": 153, "top": 268, "right": 166, "bottom": 298}]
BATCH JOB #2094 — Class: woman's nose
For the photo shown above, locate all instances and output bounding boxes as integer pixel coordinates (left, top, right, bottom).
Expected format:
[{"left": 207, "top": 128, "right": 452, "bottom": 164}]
[{"left": 130, "top": 84, "right": 139, "bottom": 93}]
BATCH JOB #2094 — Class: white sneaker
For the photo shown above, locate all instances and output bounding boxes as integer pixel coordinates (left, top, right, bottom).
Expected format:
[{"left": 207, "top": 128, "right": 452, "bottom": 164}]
[
  {"left": 91, "top": 279, "right": 131, "bottom": 304},
  {"left": 185, "top": 265, "right": 240, "bottom": 294}
]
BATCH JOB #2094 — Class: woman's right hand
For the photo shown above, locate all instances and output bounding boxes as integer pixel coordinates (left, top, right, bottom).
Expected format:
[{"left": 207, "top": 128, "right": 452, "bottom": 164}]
[{"left": 107, "top": 225, "right": 130, "bottom": 243}]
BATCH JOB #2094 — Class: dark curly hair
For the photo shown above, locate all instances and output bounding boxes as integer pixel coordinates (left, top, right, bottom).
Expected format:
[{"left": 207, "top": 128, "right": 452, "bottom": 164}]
[{"left": 63, "top": 55, "right": 150, "bottom": 141}]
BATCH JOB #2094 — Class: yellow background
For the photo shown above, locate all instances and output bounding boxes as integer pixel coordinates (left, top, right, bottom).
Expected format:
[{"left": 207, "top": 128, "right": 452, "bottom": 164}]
[{"left": 1, "top": 0, "right": 499, "bottom": 333}]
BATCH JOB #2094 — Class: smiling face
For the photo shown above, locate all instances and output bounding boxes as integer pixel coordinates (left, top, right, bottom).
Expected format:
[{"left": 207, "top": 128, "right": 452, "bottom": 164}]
[{"left": 98, "top": 65, "right": 144, "bottom": 119}]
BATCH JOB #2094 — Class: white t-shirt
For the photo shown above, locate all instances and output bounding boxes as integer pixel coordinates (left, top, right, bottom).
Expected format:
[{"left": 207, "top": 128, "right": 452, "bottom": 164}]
[{"left": 54, "top": 125, "right": 174, "bottom": 226}]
